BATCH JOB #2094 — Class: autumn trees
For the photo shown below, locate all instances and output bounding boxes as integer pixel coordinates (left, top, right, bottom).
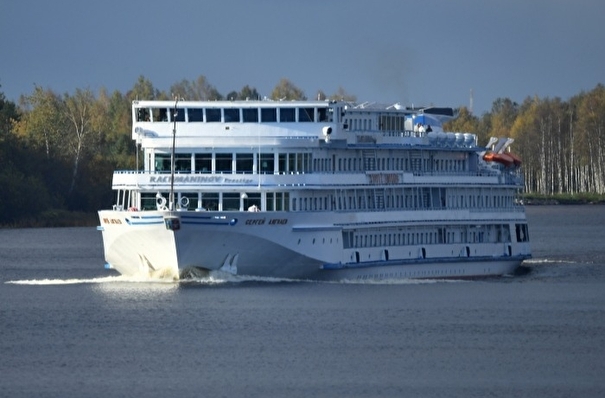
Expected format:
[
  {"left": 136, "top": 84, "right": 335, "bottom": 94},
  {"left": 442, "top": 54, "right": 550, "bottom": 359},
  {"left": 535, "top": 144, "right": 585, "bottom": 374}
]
[
  {"left": 506, "top": 87, "right": 605, "bottom": 195},
  {"left": 442, "top": 85, "right": 605, "bottom": 196}
]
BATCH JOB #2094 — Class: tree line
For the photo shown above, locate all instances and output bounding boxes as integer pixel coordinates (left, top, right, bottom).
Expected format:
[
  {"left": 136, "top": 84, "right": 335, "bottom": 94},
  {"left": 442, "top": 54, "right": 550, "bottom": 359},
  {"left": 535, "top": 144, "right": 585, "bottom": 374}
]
[
  {"left": 0, "top": 75, "right": 603, "bottom": 225},
  {"left": 444, "top": 85, "right": 605, "bottom": 195}
]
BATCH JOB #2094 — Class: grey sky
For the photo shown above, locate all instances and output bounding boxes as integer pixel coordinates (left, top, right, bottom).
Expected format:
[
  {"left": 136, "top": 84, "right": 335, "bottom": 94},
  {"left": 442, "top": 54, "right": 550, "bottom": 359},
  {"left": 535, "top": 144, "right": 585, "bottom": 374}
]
[{"left": 1, "top": 0, "right": 603, "bottom": 115}]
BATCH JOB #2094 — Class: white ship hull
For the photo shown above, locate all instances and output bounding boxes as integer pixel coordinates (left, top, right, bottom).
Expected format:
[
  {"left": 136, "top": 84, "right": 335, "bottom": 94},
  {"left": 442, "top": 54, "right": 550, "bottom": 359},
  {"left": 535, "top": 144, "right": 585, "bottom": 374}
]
[{"left": 98, "top": 208, "right": 530, "bottom": 281}]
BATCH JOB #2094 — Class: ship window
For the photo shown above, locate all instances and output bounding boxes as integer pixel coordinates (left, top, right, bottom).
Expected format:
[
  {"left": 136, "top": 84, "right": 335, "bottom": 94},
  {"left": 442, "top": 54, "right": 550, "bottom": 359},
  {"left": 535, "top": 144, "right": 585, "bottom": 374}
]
[
  {"left": 242, "top": 108, "right": 258, "bottom": 122},
  {"left": 236, "top": 153, "right": 254, "bottom": 173},
  {"left": 151, "top": 108, "right": 168, "bottom": 122},
  {"left": 261, "top": 108, "right": 277, "bottom": 122},
  {"left": 278, "top": 154, "right": 287, "bottom": 173},
  {"left": 280, "top": 108, "right": 295, "bottom": 122},
  {"left": 224, "top": 108, "right": 240, "bottom": 122},
  {"left": 155, "top": 153, "right": 171, "bottom": 172},
  {"left": 244, "top": 192, "right": 261, "bottom": 210},
  {"left": 195, "top": 154, "right": 212, "bottom": 173},
  {"left": 206, "top": 108, "right": 221, "bottom": 122},
  {"left": 515, "top": 223, "right": 529, "bottom": 242},
  {"left": 259, "top": 154, "right": 274, "bottom": 174},
  {"left": 188, "top": 108, "right": 204, "bottom": 122},
  {"left": 136, "top": 108, "right": 150, "bottom": 122},
  {"left": 299, "top": 108, "right": 314, "bottom": 122},
  {"left": 277, "top": 192, "right": 287, "bottom": 211},
  {"left": 318, "top": 108, "right": 328, "bottom": 122},
  {"left": 140, "top": 192, "right": 163, "bottom": 211},
  {"left": 202, "top": 192, "right": 219, "bottom": 211},
  {"left": 223, "top": 193, "right": 240, "bottom": 211},
  {"left": 175, "top": 153, "right": 191, "bottom": 172},
  {"left": 215, "top": 154, "right": 232, "bottom": 173},
  {"left": 172, "top": 108, "right": 185, "bottom": 122}
]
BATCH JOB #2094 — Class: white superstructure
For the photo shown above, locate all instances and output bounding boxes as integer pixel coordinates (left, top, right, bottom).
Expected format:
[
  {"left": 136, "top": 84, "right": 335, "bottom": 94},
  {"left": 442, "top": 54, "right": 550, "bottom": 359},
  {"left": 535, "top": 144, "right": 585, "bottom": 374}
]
[{"left": 97, "top": 99, "right": 531, "bottom": 280}]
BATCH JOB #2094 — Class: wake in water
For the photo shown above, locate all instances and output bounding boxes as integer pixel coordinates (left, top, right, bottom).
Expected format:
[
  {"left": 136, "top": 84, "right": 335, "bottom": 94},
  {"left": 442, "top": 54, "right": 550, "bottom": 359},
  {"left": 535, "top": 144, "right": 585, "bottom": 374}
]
[
  {"left": 5, "top": 275, "right": 176, "bottom": 286},
  {"left": 6, "top": 270, "right": 459, "bottom": 286},
  {"left": 524, "top": 258, "right": 578, "bottom": 264}
]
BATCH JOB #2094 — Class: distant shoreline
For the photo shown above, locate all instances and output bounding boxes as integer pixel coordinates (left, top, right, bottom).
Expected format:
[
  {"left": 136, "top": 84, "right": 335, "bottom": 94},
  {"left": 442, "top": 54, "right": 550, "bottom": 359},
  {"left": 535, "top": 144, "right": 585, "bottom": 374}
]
[{"left": 521, "top": 194, "right": 605, "bottom": 205}]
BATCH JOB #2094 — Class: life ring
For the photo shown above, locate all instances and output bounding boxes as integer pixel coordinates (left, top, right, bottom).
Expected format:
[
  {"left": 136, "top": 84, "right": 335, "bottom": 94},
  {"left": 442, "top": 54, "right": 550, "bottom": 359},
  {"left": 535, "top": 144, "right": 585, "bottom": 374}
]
[
  {"left": 128, "top": 207, "right": 138, "bottom": 212},
  {"left": 156, "top": 196, "right": 167, "bottom": 208},
  {"left": 180, "top": 197, "right": 190, "bottom": 208}
]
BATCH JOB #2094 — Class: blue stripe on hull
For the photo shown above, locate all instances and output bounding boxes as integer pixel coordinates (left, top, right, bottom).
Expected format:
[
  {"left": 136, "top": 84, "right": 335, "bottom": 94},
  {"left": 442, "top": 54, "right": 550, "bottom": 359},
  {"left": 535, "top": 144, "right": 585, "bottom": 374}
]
[{"left": 321, "top": 254, "right": 531, "bottom": 271}]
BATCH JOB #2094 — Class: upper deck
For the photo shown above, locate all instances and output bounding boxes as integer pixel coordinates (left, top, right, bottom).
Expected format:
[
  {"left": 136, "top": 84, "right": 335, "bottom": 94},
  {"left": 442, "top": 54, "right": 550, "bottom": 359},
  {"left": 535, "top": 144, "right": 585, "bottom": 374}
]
[{"left": 131, "top": 100, "right": 466, "bottom": 150}]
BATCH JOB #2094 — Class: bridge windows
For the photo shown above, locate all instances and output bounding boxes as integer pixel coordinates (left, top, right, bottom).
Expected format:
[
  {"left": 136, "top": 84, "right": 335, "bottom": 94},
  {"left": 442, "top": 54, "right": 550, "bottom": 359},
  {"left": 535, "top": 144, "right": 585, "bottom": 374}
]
[
  {"left": 188, "top": 108, "right": 204, "bottom": 122},
  {"left": 215, "top": 153, "right": 233, "bottom": 173},
  {"left": 223, "top": 108, "right": 240, "bottom": 123},
  {"left": 261, "top": 108, "right": 277, "bottom": 122},
  {"left": 242, "top": 108, "right": 259, "bottom": 122},
  {"left": 299, "top": 108, "right": 314, "bottom": 122},
  {"left": 279, "top": 108, "right": 295, "bottom": 122},
  {"left": 135, "top": 105, "right": 331, "bottom": 125},
  {"left": 206, "top": 108, "right": 221, "bottom": 122}
]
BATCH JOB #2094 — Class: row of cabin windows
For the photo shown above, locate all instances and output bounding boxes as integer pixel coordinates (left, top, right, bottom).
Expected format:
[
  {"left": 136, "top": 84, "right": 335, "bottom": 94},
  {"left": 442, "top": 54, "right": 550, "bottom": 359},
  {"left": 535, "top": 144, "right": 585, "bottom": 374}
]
[
  {"left": 152, "top": 151, "right": 468, "bottom": 175},
  {"left": 153, "top": 153, "right": 312, "bottom": 174},
  {"left": 134, "top": 188, "right": 515, "bottom": 214},
  {"left": 136, "top": 107, "right": 330, "bottom": 123},
  {"left": 291, "top": 188, "right": 515, "bottom": 212},
  {"left": 343, "top": 115, "right": 407, "bottom": 132},
  {"left": 330, "top": 157, "right": 467, "bottom": 173},
  {"left": 141, "top": 191, "right": 288, "bottom": 211},
  {"left": 342, "top": 224, "right": 512, "bottom": 249}
]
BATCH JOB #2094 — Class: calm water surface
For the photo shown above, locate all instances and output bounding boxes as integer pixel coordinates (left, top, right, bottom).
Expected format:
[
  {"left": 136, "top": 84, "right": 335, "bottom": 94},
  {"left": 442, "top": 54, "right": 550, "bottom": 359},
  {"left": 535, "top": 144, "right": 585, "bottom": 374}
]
[{"left": 1, "top": 205, "right": 604, "bottom": 398}]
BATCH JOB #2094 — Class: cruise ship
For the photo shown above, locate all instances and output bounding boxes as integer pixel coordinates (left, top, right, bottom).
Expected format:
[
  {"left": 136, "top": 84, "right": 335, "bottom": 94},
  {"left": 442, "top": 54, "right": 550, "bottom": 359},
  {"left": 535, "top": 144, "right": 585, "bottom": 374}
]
[{"left": 97, "top": 99, "right": 531, "bottom": 281}]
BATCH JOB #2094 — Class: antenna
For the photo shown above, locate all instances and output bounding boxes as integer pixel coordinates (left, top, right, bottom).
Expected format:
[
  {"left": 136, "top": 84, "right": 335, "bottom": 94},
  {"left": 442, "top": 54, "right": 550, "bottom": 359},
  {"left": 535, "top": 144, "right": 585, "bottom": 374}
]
[
  {"left": 169, "top": 96, "right": 179, "bottom": 211},
  {"left": 470, "top": 88, "right": 474, "bottom": 114}
]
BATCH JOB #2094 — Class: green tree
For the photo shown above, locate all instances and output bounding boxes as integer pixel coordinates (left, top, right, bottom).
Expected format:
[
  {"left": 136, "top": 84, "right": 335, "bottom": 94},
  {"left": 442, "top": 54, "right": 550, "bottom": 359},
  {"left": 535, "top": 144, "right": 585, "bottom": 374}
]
[
  {"left": 328, "top": 87, "right": 357, "bottom": 102},
  {"left": 443, "top": 107, "right": 480, "bottom": 139},
  {"left": 127, "top": 75, "right": 160, "bottom": 101},
  {"left": 103, "top": 89, "right": 133, "bottom": 168},
  {"left": 488, "top": 97, "right": 519, "bottom": 139},
  {"left": 270, "top": 78, "right": 306, "bottom": 100},
  {"left": 15, "top": 86, "right": 66, "bottom": 158},
  {"left": 575, "top": 84, "right": 605, "bottom": 193},
  {"left": 0, "top": 88, "right": 19, "bottom": 140},
  {"left": 62, "top": 88, "right": 101, "bottom": 198},
  {"left": 170, "top": 75, "right": 222, "bottom": 101},
  {"left": 238, "top": 85, "right": 260, "bottom": 100}
]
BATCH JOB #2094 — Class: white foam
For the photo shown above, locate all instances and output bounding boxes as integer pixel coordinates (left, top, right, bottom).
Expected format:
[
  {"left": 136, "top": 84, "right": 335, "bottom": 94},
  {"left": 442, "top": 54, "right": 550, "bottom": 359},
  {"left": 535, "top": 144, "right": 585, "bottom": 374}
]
[
  {"left": 181, "top": 270, "right": 302, "bottom": 285},
  {"left": 7, "top": 271, "right": 466, "bottom": 286},
  {"left": 524, "top": 258, "right": 575, "bottom": 264},
  {"left": 6, "top": 275, "right": 176, "bottom": 286}
]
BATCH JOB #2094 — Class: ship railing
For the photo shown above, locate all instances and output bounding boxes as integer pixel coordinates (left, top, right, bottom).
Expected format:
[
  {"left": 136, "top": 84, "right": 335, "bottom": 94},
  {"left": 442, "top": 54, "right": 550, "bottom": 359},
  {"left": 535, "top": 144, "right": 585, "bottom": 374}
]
[{"left": 113, "top": 169, "right": 524, "bottom": 187}]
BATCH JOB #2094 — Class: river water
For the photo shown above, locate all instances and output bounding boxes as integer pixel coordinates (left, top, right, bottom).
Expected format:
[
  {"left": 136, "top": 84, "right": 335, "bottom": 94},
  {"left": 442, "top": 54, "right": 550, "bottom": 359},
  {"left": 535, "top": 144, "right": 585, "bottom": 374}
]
[{"left": 1, "top": 205, "right": 604, "bottom": 397}]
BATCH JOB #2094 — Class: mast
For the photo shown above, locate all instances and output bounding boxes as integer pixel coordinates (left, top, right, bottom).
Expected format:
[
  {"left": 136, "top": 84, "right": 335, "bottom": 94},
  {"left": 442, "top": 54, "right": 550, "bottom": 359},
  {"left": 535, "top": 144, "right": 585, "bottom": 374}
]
[{"left": 169, "top": 97, "right": 179, "bottom": 211}]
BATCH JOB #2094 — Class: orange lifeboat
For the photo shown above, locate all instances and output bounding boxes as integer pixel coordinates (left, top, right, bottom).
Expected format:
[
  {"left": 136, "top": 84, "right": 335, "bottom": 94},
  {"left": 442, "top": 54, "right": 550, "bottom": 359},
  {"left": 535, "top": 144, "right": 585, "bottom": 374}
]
[
  {"left": 495, "top": 153, "right": 514, "bottom": 167},
  {"left": 508, "top": 152, "right": 522, "bottom": 166},
  {"left": 483, "top": 152, "right": 514, "bottom": 167},
  {"left": 483, "top": 152, "right": 496, "bottom": 162}
]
